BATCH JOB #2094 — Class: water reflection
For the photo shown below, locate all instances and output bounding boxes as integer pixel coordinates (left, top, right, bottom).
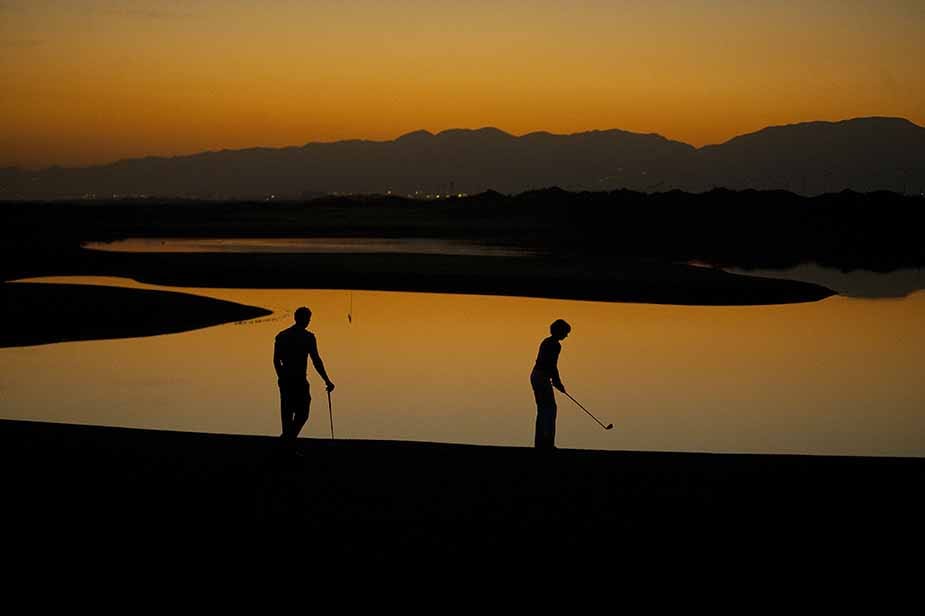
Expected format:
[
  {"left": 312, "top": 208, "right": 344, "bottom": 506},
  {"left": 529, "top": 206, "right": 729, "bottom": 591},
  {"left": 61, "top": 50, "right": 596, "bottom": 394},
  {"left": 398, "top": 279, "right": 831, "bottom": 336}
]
[
  {"left": 83, "top": 237, "right": 537, "bottom": 258},
  {"left": 726, "top": 264, "right": 925, "bottom": 299},
  {"left": 1, "top": 276, "right": 923, "bottom": 457}
]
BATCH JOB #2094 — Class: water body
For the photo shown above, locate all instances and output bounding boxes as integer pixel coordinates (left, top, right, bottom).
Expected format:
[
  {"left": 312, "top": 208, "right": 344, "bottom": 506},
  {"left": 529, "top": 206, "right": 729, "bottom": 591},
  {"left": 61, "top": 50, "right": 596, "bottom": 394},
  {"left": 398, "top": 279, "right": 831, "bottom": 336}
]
[
  {"left": 2, "top": 276, "right": 923, "bottom": 457},
  {"left": 726, "top": 264, "right": 925, "bottom": 299},
  {"left": 84, "top": 237, "right": 537, "bottom": 258}
]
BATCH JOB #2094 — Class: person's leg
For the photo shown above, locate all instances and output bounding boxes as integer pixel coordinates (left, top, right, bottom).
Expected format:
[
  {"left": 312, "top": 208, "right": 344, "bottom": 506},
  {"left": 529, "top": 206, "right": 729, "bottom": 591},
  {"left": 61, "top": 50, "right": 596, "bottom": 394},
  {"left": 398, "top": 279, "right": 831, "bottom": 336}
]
[
  {"left": 290, "top": 380, "right": 311, "bottom": 439},
  {"left": 532, "top": 377, "right": 556, "bottom": 450},
  {"left": 547, "top": 401, "right": 557, "bottom": 448},
  {"left": 279, "top": 384, "right": 293, "bottom": 439},
  {"left": 536, "top": 402, "right": 557, "bottom": 450},
  {"left": 532, "top": 377, "right": 544, "bottom": 448}
]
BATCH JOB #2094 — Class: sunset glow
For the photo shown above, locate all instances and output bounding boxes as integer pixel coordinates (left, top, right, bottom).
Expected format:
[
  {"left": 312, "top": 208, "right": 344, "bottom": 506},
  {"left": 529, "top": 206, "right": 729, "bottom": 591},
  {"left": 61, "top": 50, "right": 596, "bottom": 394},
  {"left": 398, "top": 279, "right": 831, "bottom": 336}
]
[
  {"left": 4, "top": 277, "right": 924, "bottom": 456},
  {"left": 2, "top": 0, "right": 924, "bottom": 168}
]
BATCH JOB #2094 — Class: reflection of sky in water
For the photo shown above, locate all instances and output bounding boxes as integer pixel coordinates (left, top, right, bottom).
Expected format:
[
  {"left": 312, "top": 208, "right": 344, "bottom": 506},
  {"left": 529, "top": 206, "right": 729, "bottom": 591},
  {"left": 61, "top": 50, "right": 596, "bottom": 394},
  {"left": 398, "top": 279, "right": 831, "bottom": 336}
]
[
  {"left": 727, "top": 264, "right": 925, "bottom": 299},
  {"left": 2, "top": 276, "right": 924, "bottom": 458},
  {"left": 83, "top": 238, "right": 537, "bottom": 258}
]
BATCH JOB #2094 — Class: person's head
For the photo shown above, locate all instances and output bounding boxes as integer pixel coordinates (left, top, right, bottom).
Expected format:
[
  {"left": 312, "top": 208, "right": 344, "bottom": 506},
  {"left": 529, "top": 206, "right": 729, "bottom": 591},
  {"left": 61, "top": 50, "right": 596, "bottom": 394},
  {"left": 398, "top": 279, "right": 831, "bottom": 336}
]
[
  {"left": 550, "top": 319, "right": 571, "bottom": 341},
  {"left": 294, "top": 306, "right": 312, "bottom": 328}
]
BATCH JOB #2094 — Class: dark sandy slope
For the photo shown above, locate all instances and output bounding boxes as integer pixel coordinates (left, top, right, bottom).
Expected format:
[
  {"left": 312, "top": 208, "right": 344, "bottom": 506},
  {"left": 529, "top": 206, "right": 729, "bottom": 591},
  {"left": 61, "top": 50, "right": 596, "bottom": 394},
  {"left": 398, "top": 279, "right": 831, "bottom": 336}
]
[{"left": 2, "top": 420, "right": 921, "bottom": 556}]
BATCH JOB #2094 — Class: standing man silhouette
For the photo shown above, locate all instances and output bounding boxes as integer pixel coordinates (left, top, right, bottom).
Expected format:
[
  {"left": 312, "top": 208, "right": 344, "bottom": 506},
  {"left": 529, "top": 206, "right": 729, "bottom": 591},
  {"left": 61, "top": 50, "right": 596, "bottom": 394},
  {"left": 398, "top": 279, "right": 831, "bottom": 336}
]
[
  {"left": 274, "top": 307, "right": 335, "bottom": 455},
  {"left": 531, "top": 319, "right": 571, "bottom": 450}
]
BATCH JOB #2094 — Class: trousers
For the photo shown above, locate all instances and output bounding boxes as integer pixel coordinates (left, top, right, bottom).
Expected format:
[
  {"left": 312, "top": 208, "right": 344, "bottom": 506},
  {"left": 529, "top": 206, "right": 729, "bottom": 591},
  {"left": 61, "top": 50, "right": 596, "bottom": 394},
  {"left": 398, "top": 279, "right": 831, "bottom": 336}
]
[
  {"left": 531, "top": 369, "right": 557, "bottom": 450},
  {"left": 279, "top": 378, "right": 310, "bottom": 441}
]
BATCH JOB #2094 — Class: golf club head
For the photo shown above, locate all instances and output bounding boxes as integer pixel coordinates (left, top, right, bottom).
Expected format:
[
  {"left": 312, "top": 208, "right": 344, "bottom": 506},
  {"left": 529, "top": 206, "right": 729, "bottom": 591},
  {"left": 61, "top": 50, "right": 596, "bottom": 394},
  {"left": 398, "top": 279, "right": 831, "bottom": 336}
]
[{"left": 605, "top": 424, "right": 614, "bottom": 430}]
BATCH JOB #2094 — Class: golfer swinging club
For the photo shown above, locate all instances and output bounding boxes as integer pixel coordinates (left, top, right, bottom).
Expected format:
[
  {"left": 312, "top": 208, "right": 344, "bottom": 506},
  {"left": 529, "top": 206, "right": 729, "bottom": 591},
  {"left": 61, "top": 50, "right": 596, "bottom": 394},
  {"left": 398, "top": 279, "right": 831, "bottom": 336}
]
[
  {"left": 531, "top": 319, "right": 571, "bottom": 450},
  {"left": 273, "top": 306, "right": 335, "bottom": 456}
]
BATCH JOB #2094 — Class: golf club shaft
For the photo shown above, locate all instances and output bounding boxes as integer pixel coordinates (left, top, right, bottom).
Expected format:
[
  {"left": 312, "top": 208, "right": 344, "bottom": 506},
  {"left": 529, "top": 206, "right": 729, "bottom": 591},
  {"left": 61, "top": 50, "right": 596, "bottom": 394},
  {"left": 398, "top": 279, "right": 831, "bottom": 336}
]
[
  {"left": 562, "top": 391, "right": 609, "bottom": 429},
  {"left": 327, "top": 390, "right": 334, "bottom": 440}
]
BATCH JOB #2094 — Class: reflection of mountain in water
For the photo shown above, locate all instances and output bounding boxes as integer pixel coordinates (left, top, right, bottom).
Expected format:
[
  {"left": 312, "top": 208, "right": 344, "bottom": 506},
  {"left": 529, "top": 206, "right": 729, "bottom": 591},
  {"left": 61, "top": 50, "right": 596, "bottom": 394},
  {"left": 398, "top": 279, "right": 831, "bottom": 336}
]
[{"left": 727, "top": 264, "right": 925, "bottom": 299}]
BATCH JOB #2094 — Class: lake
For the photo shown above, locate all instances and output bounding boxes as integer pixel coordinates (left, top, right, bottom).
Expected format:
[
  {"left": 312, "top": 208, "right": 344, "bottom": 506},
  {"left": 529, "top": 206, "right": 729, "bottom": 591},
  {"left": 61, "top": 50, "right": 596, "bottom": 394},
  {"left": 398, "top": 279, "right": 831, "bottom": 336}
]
[
  {"left": 2, "top": 274, "right": 923, "bottom": 457},
  {"left": 83, "top": 237, "right": 537, "bottom": 258}
]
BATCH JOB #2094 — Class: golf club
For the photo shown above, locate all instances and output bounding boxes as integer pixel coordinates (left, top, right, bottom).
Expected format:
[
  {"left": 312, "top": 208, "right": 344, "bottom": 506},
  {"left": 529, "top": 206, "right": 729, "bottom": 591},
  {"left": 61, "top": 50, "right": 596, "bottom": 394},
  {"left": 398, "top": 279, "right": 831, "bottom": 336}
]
[
  {"left": 562, "top": 391, "right": 613, "bottom": 430},
  {"left": 327, "top": 390, "right": 335, "bottom": 440}
]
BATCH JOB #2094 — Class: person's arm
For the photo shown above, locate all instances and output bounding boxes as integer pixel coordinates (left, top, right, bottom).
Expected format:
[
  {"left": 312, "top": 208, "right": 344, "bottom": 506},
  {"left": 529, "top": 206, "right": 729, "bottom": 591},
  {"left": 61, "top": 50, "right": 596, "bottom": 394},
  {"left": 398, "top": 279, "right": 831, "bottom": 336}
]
[
  {"left": 551, "top": 343, "right": 565, "bottom": 393},
  {"left": 308, "top": 334, "right": 335, "bottom": 391},
  {"left": 551, "top": 367, "right": 565, "bottom": 393},
  {"left": 273, "top": 337, "right": 284, "bottom": 379}
]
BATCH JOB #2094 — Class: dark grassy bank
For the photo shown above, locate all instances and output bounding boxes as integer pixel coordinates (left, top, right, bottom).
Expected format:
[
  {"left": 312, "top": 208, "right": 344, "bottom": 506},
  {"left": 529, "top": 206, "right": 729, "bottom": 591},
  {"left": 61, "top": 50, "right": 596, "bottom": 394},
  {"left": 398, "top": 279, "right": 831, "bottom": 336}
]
[
  {"left": 0, "top": 189, "right": 860, "bottom": 305},
  {"left": 0, "top": 282, "right": 271, "bottom": 347},
  {"left": 4, "top": 187, "right": 924, "bottom": 305},
  {"left": 3, "top": 188, "right": 923, "bottom": 269},
  {"left": 3, "top": 420, "right": 922, "bottom": 551},
  {"left": 13, "top": 250, "right": 834, "bottom": 305}
]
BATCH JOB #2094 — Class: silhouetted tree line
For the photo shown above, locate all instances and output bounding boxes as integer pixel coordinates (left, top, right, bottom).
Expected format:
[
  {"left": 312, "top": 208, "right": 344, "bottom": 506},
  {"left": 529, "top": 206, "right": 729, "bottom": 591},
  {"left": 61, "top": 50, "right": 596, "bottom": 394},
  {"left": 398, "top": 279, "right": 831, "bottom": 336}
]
[
  {"left": 2, "top": 188, "right": 924, "bottom": 278},
  {"left": 510, "top": 188, "right": 925, "bottom": 271}
]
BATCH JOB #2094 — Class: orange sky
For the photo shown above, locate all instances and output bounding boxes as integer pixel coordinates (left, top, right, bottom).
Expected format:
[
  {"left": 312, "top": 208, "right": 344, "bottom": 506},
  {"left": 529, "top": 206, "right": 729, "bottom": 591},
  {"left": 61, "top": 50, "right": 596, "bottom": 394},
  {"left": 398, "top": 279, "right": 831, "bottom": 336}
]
[{"left": 2, "top": 0, "right": 923, "bottom": 168}]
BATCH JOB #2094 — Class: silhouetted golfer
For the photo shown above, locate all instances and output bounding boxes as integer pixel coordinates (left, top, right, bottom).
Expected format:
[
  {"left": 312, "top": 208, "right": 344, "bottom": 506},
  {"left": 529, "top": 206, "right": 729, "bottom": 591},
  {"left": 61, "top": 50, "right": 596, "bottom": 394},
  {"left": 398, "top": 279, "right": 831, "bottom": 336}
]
[
  {"left": 531, "top": 319, "right": 571, "bottom": 450},
  {"left": 274, "top": 307, "right": 335, "bottom": 455}
]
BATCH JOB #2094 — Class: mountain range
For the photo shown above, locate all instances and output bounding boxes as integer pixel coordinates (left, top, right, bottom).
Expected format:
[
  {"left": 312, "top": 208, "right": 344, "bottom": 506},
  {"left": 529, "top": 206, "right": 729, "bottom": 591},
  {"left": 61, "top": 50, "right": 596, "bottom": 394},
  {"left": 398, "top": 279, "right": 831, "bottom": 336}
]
[{"left": 2, "top": 117, "right": 923, "bottom": 200}]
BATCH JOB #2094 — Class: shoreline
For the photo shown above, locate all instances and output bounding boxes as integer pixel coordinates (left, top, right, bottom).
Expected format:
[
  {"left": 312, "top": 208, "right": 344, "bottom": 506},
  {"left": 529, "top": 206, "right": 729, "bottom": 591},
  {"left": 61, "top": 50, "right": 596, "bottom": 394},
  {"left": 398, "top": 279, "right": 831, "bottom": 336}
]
[
  {"left": 0, "top": 192, "right": 849, "bottom": 309},
  {"left": 0, "top": 281, "right": 272, "bottom": 347},
  {"left": 9, "top": 247, "right": 836, "bottom": 303},
  {"left": 0, "top": 257, "right": 833, "bottom": 347}
]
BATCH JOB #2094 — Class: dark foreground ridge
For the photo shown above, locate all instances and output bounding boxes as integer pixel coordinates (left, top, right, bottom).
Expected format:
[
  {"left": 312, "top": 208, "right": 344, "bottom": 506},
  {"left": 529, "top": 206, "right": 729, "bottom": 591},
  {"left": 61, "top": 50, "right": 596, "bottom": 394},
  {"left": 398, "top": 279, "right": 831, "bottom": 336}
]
[
  {"left": 3, "top": 420, "right": 922, "bottom": 553},
  {"left": 0, "top": 282, "right": 271, "bottom": 347}
]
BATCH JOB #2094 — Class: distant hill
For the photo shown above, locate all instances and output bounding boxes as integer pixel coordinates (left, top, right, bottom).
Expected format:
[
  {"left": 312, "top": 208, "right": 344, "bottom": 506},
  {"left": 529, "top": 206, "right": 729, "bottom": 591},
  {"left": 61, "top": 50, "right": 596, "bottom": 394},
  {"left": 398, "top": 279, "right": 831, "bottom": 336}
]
[
  {"left": 2, "top": 117, "right": 923, "bottom": 199},
  {"left": 689, "top": 117, "right": 925, "bottom": 194}
]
